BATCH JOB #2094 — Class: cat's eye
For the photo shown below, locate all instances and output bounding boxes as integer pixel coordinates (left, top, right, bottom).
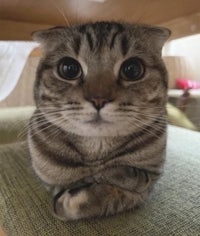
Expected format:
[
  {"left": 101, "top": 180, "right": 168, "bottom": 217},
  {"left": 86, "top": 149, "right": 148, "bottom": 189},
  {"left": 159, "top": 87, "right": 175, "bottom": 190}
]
[
  {"left": 57, "top": 57, "right": 82, "bottom": 80},
  {"left": 120, "top": 57, "right": 145, "bottom": 81}
]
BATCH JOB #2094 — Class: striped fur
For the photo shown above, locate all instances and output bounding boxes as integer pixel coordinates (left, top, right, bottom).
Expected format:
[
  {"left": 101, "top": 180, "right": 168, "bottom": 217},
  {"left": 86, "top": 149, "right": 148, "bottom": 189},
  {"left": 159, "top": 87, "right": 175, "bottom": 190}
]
[{"left": 28, "top": 22, "right": 170, "bottom": 221}]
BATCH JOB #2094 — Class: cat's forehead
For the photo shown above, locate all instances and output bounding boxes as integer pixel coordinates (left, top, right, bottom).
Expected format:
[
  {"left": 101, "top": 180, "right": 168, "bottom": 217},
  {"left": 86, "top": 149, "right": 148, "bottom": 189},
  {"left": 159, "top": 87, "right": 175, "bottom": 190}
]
[
  {"left": 74, "top": 22, "right": 128, "bottom": 54},
  {"left": 33, "top": 22, "right": 170, "bottom": 59},
  {"left": 55, "top": 22, "right": 135, "bottom": 58}
]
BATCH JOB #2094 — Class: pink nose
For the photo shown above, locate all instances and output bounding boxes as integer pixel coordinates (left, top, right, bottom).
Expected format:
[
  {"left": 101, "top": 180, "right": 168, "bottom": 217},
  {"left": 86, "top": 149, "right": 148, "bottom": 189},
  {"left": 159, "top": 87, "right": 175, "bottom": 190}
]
[{"left": 90, "top": 97, "right": 109, "bottom": 111}]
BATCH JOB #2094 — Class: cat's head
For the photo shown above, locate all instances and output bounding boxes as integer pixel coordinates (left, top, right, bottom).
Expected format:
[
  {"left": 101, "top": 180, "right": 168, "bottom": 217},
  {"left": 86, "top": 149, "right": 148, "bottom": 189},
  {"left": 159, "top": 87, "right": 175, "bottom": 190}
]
[{"left": 33, "top": 22, "right": 170, "bottom": 137}]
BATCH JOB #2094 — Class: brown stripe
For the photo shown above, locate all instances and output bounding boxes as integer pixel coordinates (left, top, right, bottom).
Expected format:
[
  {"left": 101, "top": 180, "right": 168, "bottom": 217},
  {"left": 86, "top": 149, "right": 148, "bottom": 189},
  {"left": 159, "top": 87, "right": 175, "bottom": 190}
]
[
  {"left": 41, "top": 95, "right": 54, "bottom": 102},
  {"left": 31, "top": 130, "right": 85, "bottom": 167},
  {"left": 110, "top": 117, "right": 166, "bottom": 160},
  {"left": 34, "top": 63, "right": 52, "bottom": 99},
  {"left": 121, "top": 35, "right": 129, "bottom": 56},
  {"left": 78, "top": 24, "right": 87, "bottom": 34},
  {"left": 29, "top": 114, "right": 85, "bottom": 167},
  {"left": 148, "top": 55, "right": 168, "bottom": 88},
  {"left": 73, "top": 36, "right": 81, "bottom": 55},
  {"left": 110, "top": 25, "right": 124, "bottom": 49},
  {"left": 86, "top": 32, "right": 94, "bottom": 51},
  {"left": 110, "top": 31, "right": 119, "bottom": 49}
]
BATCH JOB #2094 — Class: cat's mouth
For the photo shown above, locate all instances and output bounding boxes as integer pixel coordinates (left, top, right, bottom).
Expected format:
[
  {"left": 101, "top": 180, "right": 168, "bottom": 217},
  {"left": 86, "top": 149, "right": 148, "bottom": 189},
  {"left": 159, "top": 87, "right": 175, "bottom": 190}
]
[{"left": 85, "top": 114, "right": 111, "bottom": 125}]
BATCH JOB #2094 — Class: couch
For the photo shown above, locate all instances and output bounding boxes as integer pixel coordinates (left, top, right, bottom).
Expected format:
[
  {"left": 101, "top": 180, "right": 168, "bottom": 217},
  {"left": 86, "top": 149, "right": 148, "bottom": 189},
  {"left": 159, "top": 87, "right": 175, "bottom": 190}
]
[{"left": 0, "top": 107, "right": 200, "bottom": 236}]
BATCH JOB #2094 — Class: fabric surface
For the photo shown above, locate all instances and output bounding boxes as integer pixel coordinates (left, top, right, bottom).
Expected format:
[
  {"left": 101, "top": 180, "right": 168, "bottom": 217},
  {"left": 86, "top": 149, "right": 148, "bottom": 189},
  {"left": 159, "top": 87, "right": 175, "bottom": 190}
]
[
  {"left": 0, "top": 126, "right": 200, "bottom": 236},
  {"left": 0, "top": 107, "right": 35, "bottom": 145}
]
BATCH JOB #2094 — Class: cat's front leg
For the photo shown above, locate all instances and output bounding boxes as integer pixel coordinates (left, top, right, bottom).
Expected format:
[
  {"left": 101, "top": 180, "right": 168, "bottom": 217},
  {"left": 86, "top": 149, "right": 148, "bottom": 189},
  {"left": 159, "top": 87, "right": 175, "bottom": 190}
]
[
  {"left": 53, "top": 183, "right": 148, "bottom": 221},
  {"left": 94, "top": 166, "right": 157, "bottom": 193}
]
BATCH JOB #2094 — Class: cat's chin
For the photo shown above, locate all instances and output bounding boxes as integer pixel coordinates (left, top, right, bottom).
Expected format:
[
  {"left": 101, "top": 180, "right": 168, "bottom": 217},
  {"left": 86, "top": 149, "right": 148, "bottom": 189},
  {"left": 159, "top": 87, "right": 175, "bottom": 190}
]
[
  {"left": 64, "top": 122, "right": 133, "bottom": 137},
  {"left": 85, "top": 117, "right": 111, "bottom": 125}
]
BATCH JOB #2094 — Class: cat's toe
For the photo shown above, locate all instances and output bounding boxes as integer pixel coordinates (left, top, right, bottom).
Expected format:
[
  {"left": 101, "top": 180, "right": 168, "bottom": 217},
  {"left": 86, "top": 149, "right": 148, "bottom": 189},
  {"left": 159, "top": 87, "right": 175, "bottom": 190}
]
[
  {"left": 53, "top": 190, "right": 88, "bottom": 221},
  {"left": 53, "top": 190, "right": 71, "bottom": 220}
]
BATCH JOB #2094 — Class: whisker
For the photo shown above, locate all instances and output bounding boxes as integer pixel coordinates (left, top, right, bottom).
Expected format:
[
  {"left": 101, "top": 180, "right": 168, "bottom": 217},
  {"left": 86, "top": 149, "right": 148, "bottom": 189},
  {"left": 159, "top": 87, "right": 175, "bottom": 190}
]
[
  {"left": 50, "top": 0, "right": 70, "bottom": 26},
  {"left": 30, "top": 122, "right": 62, "bottom": 142},
  {"left": 19, "top": 118, "right": 51, "bottom": 139},
  {"left": 112, "top": 109, "right": 167, "bottom": 121},
  {"left": 129, "top": 103, "right": 200, "bottom": 110},
  {"left": 135, "top": 122, "right": 165, "bottom": 140},
  {"left": 19, "top": 110, "right": 68, "bottom": 138},
  {"left": 28, "top": 117, "right": 65, "bottom": 139},
  {"left": 127, "top": 115, "right": 166, "bottom": 140}
]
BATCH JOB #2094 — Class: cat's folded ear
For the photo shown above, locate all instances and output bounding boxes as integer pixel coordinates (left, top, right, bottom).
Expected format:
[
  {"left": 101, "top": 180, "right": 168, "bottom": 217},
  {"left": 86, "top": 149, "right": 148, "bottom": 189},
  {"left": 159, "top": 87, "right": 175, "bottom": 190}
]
[
  {"left": 140, "top": 25, "right": 171, "bottom": 53},
  {"left": 31, "top": 26, "right": 67, "bottom": 50},
  {"left": 147, "top": 25, "right": 171, "bottom": 44}
]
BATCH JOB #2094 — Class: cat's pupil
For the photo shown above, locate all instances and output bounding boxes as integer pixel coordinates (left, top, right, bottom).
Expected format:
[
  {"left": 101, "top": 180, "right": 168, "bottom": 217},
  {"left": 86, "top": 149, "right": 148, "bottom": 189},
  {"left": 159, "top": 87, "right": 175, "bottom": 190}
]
[
  {"left": 58, "top": 57, "right": 82, "bottom": 80},
  {"left": 121, "top": 58, "right": 144, "bottom": 81},
  {"left": 63, "top": 64, "right": 78, "bottom": 78},
  {"left": 125, "top": 64, "right": 139, "bottom": 77}
]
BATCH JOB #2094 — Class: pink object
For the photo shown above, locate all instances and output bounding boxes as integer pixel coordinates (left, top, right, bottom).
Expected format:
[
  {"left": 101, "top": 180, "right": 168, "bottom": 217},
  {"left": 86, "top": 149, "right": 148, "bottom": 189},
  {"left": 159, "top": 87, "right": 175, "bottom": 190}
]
[{"left": 176, "top": 78, "right": 200, "bottom": 89}]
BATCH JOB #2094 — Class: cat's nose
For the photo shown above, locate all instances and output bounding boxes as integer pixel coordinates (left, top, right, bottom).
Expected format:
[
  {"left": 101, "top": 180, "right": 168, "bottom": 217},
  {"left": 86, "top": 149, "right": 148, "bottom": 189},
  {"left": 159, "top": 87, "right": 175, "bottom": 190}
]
[{"left": 90, "top": 97, "right": 109, "bottom": 111}]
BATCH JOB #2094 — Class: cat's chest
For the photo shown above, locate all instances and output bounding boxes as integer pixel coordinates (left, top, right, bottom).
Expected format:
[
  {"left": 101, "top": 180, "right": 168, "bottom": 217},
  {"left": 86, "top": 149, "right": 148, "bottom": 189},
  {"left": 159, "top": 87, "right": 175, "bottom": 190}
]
[{"left": 75, "top": 137, "right": 121, "bottom": 163}]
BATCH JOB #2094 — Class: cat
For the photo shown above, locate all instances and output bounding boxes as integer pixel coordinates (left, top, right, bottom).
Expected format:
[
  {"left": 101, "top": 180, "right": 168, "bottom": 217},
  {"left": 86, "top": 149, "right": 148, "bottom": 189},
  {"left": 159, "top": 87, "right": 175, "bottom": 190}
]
[{"left": 28, "top": 21, "right": 170, "bottom": 221}]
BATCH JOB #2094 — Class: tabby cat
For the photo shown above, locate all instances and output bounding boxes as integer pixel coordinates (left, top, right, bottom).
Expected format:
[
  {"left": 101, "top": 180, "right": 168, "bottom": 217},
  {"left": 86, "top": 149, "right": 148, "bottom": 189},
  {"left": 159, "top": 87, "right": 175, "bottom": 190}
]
[{"left": 28, "top": 22, "right": 170, "bottom": 221}]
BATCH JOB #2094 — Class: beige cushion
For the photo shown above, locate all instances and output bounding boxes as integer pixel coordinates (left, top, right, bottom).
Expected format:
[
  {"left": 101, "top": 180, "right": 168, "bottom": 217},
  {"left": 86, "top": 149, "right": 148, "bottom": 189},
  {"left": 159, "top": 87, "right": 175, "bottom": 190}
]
[
  {"left": 0, "top": 106, "right": 34, "bottom": 144},
  {"left": 0, "top": 126, "right": 200, "bottom": 235}
]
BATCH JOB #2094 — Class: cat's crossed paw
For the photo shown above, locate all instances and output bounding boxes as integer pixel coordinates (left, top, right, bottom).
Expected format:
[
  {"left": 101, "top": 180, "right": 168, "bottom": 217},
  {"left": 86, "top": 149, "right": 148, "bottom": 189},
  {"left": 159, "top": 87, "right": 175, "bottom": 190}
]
[
  {"left": 53, "top": 183, "right": 116, "bottom": 221},
  {"left": 53, "top": 189, "right": 89, "bottom": 221},
  {"left": 53, "top": 183, "right": 143, "bottom": 221}
]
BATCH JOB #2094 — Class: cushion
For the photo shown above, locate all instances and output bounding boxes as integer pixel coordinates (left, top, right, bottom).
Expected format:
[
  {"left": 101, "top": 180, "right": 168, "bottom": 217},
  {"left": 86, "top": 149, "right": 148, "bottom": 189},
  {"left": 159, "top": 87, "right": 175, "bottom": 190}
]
[
  {"left": 0, "top": 126, "right": 200, "bottom": 235},
  {"left": 0, "top": 106, "right": 34, "bottom": 145}
]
